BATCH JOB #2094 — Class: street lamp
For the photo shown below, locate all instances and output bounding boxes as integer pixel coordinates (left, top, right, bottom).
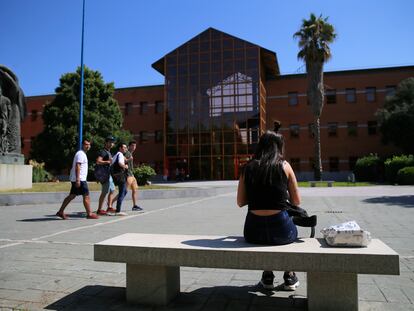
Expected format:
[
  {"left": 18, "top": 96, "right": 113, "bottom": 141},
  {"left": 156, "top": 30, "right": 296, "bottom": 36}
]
[{"left": 78, "top": 0, "right": 86, "bottom": 150}]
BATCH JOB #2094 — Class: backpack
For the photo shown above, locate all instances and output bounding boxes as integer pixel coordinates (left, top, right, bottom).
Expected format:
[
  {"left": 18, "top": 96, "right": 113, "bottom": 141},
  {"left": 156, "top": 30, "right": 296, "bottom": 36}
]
[
  {"left": 94, "top": 165, "right": 110, "bottom": 183},
  {"left": 110, "top": 154, "right": 127, "bottom": 186}
]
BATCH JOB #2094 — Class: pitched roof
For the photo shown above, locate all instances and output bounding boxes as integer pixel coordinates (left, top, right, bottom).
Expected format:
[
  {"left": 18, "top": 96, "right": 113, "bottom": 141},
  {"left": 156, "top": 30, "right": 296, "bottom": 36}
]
[{"left": 152, "top": 27, "right": 279, "bottom": 79}]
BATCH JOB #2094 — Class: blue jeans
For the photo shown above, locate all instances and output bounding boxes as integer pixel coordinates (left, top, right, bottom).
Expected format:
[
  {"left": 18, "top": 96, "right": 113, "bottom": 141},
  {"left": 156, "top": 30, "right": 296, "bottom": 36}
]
[
  {"left": 116, "top": 182, "right": 128, "bottom": 213},
  {"left": 243, "top": 210, "right": 297, "bottom": 245}
]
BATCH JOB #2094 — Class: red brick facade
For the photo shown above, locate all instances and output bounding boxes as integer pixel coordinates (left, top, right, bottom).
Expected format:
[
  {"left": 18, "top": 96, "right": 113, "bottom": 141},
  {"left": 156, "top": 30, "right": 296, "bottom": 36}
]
[{"left": 22, "top": 29, "right": 414, "bottom": 180}]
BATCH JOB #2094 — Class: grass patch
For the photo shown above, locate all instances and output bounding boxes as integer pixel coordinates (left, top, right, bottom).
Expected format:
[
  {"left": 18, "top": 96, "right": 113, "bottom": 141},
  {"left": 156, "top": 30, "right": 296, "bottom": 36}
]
[
  {"left": 298, "top": 181, "right": 376, "bottom": 187},
  {"left": 0, "top": 182, "right": 174, "bottom": 193}
]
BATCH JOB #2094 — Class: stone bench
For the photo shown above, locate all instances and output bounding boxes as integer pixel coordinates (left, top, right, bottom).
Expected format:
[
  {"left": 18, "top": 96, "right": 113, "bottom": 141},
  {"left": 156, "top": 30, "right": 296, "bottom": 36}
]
[
  {"left": 94, "top": 233, "right": 399, "bottom": 311},
  {"left": 309, "top": 180, "right": 335, "bottom": 187}
]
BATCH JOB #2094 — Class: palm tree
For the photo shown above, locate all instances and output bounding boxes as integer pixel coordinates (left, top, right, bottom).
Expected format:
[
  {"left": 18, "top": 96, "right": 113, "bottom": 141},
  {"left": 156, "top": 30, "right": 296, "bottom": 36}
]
[{"left": 294, "top": 13, "right": 336, "bottom": 180}]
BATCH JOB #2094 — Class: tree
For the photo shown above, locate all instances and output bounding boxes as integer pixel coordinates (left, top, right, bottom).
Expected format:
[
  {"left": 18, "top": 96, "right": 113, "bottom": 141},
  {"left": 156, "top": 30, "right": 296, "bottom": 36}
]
[
  {"left": 31, "top": 66, "right": 131, "bottom": 173},
  {"left": 377, "top": 77, "right": 414, "bottom": 154},
  {"left": 294, "top": 13, "right": 336, "bottom": 180}
]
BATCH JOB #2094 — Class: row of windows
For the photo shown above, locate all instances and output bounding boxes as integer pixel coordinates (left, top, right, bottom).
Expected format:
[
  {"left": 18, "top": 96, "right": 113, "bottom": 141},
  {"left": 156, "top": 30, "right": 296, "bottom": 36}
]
[
  {"left": 138, "top": 130, "right": 163, "bottom": 144},
  {"left": 290, "top": 157, "right": 359, "bottom": 172},
  {"left": 287, "top": 121, "right": 378, "bottom": 138},
  {"left": 124, "top": 101, "right": 164, "bottom": 116},
  {"left": 287, "top": 86, "right": 396, "bottom": 106}
]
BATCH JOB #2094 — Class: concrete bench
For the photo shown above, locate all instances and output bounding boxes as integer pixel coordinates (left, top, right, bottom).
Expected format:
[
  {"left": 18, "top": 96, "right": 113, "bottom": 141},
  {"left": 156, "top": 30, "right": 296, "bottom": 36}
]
[
  {"left": 94, "top": 233, "right": 399, "bottom": 311},
  {"left": 309, "top": 180, "right": 335, "bottom": 187}
]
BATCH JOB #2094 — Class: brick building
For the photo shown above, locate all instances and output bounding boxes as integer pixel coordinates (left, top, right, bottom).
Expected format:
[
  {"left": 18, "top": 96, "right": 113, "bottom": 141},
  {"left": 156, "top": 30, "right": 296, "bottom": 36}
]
[{"left": 23, "top": 28, "right": 414, "bottom": 180}]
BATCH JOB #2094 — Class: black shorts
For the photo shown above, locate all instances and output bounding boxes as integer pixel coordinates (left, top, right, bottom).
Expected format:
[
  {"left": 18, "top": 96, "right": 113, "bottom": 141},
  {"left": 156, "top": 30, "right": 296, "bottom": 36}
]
[{"left": 70, "top": 181, "right": 89, "bottom": 196}]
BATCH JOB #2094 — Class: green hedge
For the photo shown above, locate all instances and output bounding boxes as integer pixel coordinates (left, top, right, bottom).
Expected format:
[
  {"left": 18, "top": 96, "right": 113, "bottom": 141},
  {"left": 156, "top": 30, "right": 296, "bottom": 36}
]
[
  {"left": 133, "top": 165, "right": 156, "bottom": 186},
  {"left": 396, "top": 166, "right": 414, "bottom": 185},
  {"left": 354, "top": 154, "right": 382, "bottom": 182},
  {"left": 384, "top": 155, "right": 414, "bottom": 184},
  {"left": 29, "top": 160, "right": 53, "bottom": 182}
]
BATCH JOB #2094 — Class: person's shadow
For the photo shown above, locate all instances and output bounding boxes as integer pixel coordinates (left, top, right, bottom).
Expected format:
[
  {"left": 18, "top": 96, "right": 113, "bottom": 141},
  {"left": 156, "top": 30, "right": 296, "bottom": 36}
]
[{"left": 18, "top": 212, "right": 88, "bottom": 222}]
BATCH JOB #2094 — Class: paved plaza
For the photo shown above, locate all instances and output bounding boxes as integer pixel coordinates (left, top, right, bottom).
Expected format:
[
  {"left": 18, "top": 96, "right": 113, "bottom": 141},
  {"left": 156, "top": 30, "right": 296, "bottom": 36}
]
[{"left": 0, "top": 183, "right": 413, "bottom": 310}]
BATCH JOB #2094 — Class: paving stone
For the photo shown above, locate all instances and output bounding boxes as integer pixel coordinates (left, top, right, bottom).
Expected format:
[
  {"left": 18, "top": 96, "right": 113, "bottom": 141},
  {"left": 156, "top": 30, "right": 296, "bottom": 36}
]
[
  {"left": 359, "top": 284, "right": 387, "bottom": 302},
  {"left": 360, "top": 301, "right": 414, "bottom": 310},
  {"left": 380, "top": 287, "right": 411, "bottom": 303},
  {"left": 1, "top": 185, "right": 414, "bottom": 310}
]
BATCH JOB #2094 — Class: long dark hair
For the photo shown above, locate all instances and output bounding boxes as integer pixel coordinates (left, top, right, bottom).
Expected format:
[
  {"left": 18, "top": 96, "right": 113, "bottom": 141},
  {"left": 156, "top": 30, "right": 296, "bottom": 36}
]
[{"left": 248, "top": 130, "right": 285, "bottom": 184}]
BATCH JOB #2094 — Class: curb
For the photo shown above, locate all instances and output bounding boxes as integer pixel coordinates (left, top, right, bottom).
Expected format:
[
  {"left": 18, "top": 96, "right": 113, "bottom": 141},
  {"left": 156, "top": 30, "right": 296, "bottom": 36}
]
[{"left": 0, "top": 187, "right": 234, "bottom": 206}]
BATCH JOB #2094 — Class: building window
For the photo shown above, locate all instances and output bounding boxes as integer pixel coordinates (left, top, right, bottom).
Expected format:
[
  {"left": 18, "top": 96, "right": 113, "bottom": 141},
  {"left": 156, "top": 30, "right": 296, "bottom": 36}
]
[
  {"left": 31, "top": 110, "right": 38, "bottom": 121},
  {"left": 328, "top": 122, "right": 338, "bottom": 137},
  {"left": 290, "top": 158, "right": 301, "bottom": 172},
  {"left": 140, "top": 131, "right": 149, "bottom": 143},
  {"left": 345, "top": 88, "right": 356, "bottom": 103},
  {"left": 288, "top": 92, "right": 298, "bottom": 106},
  {"left": 308, "top": 123, "right": 315, "bottom": 138},
  {"left": 155, "top": 101, "right": 164, "bottom": 114},
  {"left": 124, "top": 103, "right": 132, "bottom": 116},
  {"left": 21, "top": 137, "right": 25, "bottom": 149},
  {"left": 140, "top": 102, "right": 148, "bottom": 115},
  {"left": 326, "top": 89, "right": 336, "bottom": 104},
  {"left": 365, "top": 87, "right": 376, "bottom": 102},
  {"left": 289, "top": 124, "right": 300, "bottom": 138},
  {"left": 347, "top": 122, "right": 358, "bottom": 137},
  {"left": 368, "top": 121, "right": 377, "bottom": 135},
  {"left": 349, "top": 156, "right": 358, "bottom": 171},
  {"left": 329, "top": 157, "right": 339, "bottom": 172},
  {"left": 155, "top": 130, "right": 163, "bottom": 143},
  {"left": 385, "top": 85, "right": 396, "bottom": 97}
]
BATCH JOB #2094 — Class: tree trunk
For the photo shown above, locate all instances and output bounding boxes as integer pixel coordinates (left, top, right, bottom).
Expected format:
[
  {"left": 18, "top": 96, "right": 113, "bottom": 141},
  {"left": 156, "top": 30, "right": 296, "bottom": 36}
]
[
  {"left": 307, "top": 61, "right": 324, "bottom": 180},
  {"left": 314, "top": 117, "right": 322, "bottom": 180}
]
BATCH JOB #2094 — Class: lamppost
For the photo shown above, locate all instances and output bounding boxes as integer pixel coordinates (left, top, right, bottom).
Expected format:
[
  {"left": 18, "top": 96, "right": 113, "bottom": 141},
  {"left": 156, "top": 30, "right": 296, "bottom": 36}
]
[{"left": 78, "top": 0, "right": 86, "bottom": 150}]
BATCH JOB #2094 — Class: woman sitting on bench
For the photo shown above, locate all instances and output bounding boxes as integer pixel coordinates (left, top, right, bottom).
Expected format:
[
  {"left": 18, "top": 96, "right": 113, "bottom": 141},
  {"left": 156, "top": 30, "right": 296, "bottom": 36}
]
[{"left": 237, "top": 130, "right": 301, "bottom": 290}]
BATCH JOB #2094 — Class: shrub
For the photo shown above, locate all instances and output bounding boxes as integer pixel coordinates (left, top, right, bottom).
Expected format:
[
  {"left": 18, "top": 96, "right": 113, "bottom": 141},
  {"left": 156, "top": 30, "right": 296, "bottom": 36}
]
[
  {"left": 397, "top": 166, "right": 414, "bottom": 185},
  {"left": 354, "top": 154, "right": 382, "bottom": 182},
  {"left": 384, "top": 155, "right": 414, "bottom": 184},
  {"left": 133, "top": 165, "right": 156, "bottom": 186},
  {"left": 29, "top": 159, "right": 53, "bottom": 182}
]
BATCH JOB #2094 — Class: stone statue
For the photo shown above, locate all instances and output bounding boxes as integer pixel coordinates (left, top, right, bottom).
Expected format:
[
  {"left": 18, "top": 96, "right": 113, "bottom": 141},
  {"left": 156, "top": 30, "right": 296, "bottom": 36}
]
[{"left": 0, "top": 65, "right": 26, "bottom": 156}]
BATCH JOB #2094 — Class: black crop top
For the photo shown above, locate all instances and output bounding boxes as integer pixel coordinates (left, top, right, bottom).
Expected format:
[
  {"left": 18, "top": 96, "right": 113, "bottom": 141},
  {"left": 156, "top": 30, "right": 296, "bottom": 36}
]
[{"left": 243, "top": 160, "right": 288, "bottom": 211}]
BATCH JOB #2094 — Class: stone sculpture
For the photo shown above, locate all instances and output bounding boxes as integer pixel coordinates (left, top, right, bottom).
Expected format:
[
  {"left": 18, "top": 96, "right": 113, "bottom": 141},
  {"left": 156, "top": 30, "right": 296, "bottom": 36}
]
[{"left": 0, "top": 65, "right": 26, "bottom": 156}]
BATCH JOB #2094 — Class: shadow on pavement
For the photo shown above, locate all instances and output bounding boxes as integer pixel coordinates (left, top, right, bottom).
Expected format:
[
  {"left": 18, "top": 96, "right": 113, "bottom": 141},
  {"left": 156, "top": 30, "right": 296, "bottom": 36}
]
[
  {"left": 45, "top": 284, "right": 307, "bottom": 310},
  {"left": 18, "top": 212, "right": 88, "bottom": 222},
  {"left": 362, "top": 195, "right": 414, "bottom": 208}
]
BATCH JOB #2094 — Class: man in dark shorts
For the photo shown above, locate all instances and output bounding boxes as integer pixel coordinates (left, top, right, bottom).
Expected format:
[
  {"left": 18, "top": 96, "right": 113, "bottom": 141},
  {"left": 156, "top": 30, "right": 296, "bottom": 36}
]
[{"left": 56, "top": 139, "right": 99, "bottom": 219}]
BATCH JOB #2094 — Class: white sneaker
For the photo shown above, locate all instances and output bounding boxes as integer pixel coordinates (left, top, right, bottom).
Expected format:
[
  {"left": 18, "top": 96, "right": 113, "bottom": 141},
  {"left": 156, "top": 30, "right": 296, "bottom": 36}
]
[
  {"left": 115, "top": 212, "right": 128, "bottom": 216},
  {"left": 106, "top": 212, "right": 116, "bottom": 216}
]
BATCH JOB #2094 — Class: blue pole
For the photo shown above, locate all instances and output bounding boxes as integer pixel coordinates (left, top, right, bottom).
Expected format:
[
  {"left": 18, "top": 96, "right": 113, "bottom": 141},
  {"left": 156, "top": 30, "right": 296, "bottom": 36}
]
[{"left": 78, "top": 0, "right": 86, "bottom": 150}]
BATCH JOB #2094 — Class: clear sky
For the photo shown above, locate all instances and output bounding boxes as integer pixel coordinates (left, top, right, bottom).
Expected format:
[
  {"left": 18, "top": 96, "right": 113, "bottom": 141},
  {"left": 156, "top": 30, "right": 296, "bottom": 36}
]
[{"left": 1, "top": 0, "right": 413, "bottom": 96}]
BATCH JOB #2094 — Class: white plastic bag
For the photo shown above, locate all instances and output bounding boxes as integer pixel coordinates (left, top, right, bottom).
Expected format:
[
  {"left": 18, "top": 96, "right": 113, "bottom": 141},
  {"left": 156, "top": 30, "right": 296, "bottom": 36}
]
[{"left": 321, "top": 221, "right": 371, "bottom": 247}]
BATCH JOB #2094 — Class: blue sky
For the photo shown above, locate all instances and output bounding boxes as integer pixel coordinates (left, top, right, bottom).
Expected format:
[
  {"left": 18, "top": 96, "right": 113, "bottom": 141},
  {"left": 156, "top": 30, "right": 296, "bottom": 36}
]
[{"left": 1, "top": 0, "right": 413, "bottom": 96}]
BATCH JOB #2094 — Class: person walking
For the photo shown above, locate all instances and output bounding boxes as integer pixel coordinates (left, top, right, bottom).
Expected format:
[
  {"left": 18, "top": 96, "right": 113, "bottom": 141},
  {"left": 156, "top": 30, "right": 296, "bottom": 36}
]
[
  {"left": 124, "top": 141, "right": 143, "bottom": 211},
  {"left": 107, "top": 142, "right": 129, "bottom": 216},
  {"left": 56, "top": 139, "right": 99, "bottom": 220},
  {"left": 110, "top": 140, "right": 144, "bottom": 212},
  {"left": 95, "top": 136, "right": 116, "bottom": 215},
  {"left": 237, "top": 130, "right": 300, "bottom": 290}
]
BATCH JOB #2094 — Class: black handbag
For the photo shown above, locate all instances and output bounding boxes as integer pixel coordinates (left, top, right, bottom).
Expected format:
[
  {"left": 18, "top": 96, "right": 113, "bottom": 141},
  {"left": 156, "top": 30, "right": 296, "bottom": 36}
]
[
  {"left": 110, "top": 154, "right": 126, "bottom": 185},
  {"left": 285, "top": 202, "right": 317, "bottom": 238}
]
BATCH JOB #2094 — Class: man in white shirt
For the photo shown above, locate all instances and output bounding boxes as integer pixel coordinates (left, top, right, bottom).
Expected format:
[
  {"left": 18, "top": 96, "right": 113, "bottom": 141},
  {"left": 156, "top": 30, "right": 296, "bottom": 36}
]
[
  {"left": 56, "top": 139, "right": 98, "bottom": 219},
  {"left": 108, "top": 142, "right": 129, "bottom": 216}
]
